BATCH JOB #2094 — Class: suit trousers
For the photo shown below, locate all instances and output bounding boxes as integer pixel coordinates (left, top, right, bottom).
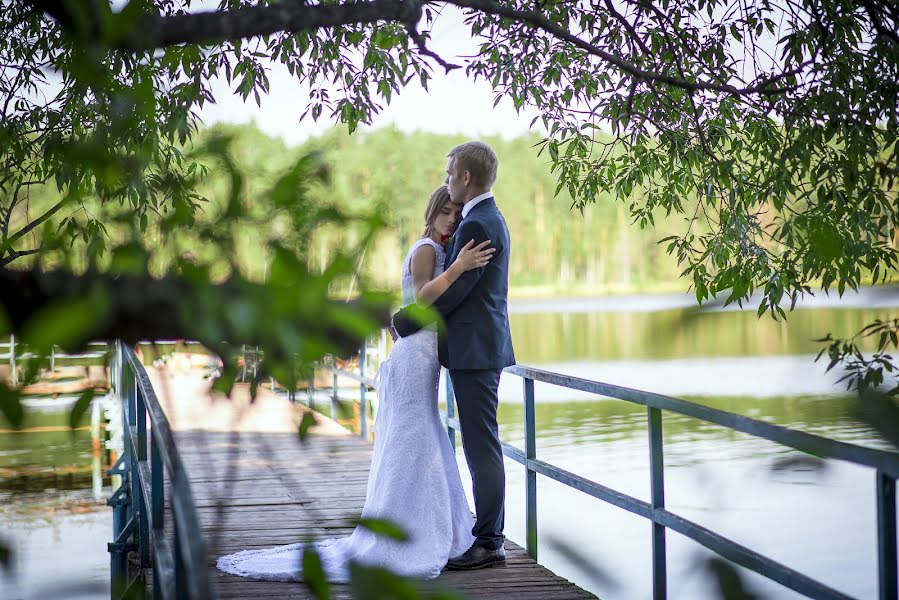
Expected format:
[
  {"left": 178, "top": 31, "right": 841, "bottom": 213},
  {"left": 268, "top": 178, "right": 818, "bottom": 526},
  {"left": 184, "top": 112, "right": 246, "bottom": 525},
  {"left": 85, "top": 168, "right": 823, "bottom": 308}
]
[{"left": 449, "top": 368, "right": 505, "bottom": 550}]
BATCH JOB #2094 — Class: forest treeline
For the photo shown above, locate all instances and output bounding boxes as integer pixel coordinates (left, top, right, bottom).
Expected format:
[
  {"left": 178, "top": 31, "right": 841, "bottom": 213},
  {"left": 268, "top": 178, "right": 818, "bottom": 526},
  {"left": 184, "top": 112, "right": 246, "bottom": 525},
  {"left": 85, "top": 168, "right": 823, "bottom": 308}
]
[{"left": 195, "top": 123, "right": 688, "bottom": 295}]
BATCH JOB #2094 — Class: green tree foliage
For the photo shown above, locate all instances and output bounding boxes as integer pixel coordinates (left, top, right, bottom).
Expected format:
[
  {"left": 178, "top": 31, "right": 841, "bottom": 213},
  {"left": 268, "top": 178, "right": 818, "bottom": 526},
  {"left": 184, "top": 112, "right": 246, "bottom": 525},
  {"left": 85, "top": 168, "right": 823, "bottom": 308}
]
[
  {"left": 213, "top": 124, "right": 689, "bottom": 293},
  {"left": 1, "top": 1, "right": 896, "bottom": 594},
  {"left": 2, "top": 0, "right": 897, "bottom": 388}
]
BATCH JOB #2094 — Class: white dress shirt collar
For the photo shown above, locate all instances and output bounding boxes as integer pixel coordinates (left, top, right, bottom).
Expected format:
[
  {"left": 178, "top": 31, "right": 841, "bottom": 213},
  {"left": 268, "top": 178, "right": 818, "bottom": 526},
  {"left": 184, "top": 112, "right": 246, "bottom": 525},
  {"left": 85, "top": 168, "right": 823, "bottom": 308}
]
[{"left": 461, "top": 191, "right": 493, "bottom": 219}]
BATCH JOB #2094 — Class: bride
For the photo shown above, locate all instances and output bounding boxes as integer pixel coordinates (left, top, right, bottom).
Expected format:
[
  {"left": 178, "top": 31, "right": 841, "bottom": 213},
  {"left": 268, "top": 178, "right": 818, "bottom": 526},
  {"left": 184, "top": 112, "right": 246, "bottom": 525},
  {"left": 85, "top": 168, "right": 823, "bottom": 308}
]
[{"left": 217, "top": 185, "right": 495, "bottom": 582}]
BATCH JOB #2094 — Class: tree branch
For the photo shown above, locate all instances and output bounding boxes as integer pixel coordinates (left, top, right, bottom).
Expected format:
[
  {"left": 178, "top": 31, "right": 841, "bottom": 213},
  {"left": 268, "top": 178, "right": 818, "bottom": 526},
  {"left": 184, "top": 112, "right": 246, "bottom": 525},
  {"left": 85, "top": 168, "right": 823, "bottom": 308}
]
[
  {"left": 27, "top": 0, "right": 799, "bottom": 97},
  {"left": 0, "top": 248, "right": 40, "bottom": 267},
  {"left": 1, "top": 178, "right": 47, "bottom": 244},
  {"left": 447, "top": 0, "right": 794, "bottom": 96},
  {"left": 0, "top": 268, "right": 389, "bottom": 358},
  {"left": 29, "top": 0, "right": 423, "bottom": 51},
  {"left": 602, "top": 0, "right": 652, "bottom": 58},
  {"left": 1, "top": 195, "right": 69, "bottom": 257}
]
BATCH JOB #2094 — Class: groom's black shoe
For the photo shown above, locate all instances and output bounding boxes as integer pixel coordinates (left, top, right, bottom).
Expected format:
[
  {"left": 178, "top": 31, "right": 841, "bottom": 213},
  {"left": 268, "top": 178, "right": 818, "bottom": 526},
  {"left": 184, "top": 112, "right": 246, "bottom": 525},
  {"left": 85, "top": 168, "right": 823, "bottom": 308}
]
[{"left": 445, "top": 544, "right": 506, "bottom": 570}]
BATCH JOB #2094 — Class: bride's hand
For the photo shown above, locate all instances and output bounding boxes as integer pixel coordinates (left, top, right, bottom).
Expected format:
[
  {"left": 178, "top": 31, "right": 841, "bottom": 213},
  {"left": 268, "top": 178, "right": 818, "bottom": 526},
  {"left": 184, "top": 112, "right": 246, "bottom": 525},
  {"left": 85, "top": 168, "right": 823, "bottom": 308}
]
[{"left": 454, "top": 239, "right": 495, "bottom": 272}]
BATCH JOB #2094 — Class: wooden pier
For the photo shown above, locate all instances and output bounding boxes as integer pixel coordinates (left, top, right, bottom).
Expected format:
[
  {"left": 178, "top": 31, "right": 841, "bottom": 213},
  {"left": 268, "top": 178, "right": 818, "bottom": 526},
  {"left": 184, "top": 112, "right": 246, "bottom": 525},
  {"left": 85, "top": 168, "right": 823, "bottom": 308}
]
[
  {"left": 151, "top": 367, "right": 596, "bottom": 599},
  {"left": 111, "top": 343, "right": 899, "bottom": 600}
]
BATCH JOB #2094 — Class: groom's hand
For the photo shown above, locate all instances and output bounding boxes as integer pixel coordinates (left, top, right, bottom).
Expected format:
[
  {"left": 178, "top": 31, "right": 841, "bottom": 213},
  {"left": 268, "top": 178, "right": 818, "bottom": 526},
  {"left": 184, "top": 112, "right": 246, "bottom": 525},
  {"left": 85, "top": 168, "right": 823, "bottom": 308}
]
[{"left": 430, "top": 220, "right": 493, "bottom": 317}]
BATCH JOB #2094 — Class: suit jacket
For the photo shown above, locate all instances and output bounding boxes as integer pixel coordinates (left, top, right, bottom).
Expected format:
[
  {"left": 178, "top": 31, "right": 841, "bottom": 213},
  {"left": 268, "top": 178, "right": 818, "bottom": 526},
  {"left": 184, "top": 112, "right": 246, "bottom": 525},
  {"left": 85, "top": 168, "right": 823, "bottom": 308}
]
[{"left": 393, "top": 197, "right": 516, "bottom": 370}]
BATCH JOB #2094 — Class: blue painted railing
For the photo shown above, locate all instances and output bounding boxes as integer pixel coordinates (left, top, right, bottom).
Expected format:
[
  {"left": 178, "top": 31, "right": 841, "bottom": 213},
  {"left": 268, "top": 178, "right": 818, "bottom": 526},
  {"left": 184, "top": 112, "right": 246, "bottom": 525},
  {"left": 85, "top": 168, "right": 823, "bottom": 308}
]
[
  {"left": 107, "top": 341, "right": 211, "bottom": 599},
  {"left": 433, "top": 364, "right": 897, "bottom": 600},
  {"left": 231, "top": 342, "right": 899, "bottom": 599}
]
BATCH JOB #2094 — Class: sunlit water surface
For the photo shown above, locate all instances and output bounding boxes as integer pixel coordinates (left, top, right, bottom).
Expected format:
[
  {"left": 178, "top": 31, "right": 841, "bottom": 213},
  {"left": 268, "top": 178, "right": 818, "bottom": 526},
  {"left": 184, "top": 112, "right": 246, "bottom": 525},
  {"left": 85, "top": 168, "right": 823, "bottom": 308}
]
[{"left": 0, "top": 404, "right": 110, "bottom": 600}]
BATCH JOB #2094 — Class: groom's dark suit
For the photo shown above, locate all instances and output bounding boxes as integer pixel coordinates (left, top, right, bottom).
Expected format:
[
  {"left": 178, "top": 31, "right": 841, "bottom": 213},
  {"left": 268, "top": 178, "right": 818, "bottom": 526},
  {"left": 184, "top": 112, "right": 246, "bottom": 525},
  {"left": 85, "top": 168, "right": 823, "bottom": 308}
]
[{"left": 392, "top": 196, "right": 515, "bottom": 551}]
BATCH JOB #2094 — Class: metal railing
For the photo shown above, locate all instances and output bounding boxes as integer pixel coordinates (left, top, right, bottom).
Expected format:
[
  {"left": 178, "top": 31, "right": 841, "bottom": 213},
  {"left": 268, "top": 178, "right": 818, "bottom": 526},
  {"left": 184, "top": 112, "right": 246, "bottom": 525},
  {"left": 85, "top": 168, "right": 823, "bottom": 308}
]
[
  {"left": 1, "top": 336, "right": 109, "bottom": 385},
  {"left": 313, "top": 351, "right": 377, "bottom": 439},
  {"left": 315, "top": 350, "right": 899, "bottom": 600},
  {"left": 107, "top": 341, "right": 211, "bottom": 599},
  {"left": 477, "top": 364, "right": 898, "bottom": 600},
  {"left": 197, "top": 336, "right": 899, "bottom": 600}
]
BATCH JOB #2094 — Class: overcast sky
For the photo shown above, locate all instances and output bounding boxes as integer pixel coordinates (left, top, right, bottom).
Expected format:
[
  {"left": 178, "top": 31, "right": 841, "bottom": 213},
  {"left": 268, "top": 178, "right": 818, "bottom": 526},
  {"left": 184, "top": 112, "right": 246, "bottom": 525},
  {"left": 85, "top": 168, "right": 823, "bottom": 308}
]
[{"left": 197, "top": 7, "right": 544, "bottom": 146}]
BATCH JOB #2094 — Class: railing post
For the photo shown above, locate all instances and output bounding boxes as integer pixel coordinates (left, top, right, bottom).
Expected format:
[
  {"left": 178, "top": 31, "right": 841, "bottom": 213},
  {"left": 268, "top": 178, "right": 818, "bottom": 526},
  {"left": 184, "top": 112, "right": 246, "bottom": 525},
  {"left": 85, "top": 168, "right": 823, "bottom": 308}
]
[
  {"left": 50, "top": 345, "right": 55, "bottom": 372},
  {"left": 524, "top": 377, "right": 537, "bottom": 560},
  {"left": 174, "top": 522, "right": 188, "bottom": 599},
  {"left": 445, "top": 370, "right": 456, "bottom": 450},
  {"left": 308, "top": 366, "right": 315, "bottom": 411},
  {"left": 126, "top": 361, "right": 137, "bottom": 530},
  {"left": 135, "top": 381, "right": 150, "bottom": 569},
  {"left": 877, "top": 470, "right": 898, "bottom": 600},
  {"left": 331, "top": 359, "right": 339, "bottom": 421},
  {"left": 359, "top": 342, "right": 367, "bottom": 439},
  {"left": 109, "top": 341, "right": 129, "bottom": 595},
  {"left": 151, "top": 433, "right": 164, "bottom": 538},
  {"left": 136, "top": 384, "right": 147, "bottom": 462},
  {"left": 9, "top": 334, "right": 16, "bottom": 387},
  {"left": 648, "top": 406, "right": 667, "bottom": 600}
]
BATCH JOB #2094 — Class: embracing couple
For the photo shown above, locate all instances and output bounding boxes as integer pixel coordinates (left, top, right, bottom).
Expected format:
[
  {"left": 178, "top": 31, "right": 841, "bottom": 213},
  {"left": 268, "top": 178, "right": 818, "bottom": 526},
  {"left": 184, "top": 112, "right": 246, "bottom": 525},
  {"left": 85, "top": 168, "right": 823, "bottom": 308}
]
[{"left": 217, "top": 141, "right": 515, "bottom": 582}]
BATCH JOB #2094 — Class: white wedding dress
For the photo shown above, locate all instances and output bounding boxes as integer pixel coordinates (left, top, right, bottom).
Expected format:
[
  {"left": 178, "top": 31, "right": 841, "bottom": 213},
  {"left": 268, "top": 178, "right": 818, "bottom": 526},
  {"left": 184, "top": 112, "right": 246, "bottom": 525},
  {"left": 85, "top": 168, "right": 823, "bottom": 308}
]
[{"left": 217, "top": 237, "right": 475, "bottom": 582}]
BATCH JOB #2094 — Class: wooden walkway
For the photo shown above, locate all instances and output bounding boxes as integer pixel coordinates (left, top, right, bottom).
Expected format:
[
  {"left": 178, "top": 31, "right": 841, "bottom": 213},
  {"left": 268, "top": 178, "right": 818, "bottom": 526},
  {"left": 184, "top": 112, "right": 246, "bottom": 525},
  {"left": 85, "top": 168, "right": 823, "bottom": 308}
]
[{"left": 151, "top": 367, "right": 597, "bottom": 599}]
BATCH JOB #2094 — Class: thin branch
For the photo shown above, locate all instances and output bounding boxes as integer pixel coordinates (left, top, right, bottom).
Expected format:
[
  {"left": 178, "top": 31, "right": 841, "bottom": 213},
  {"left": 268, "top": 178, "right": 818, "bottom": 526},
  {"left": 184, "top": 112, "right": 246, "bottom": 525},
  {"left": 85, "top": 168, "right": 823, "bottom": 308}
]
[
  {"left": 4, "top": 177, "right": 52, "bottom": 241},
  {"left": 1, "top": 195, "right": 69, "bottom": 255},
  {"left": 447, "top": 0, "right": 795, "bottom": 96},
  {"left": 27, "top": 0, "right": 803, "bottom": 98},
  {"left": 602, "top": 0, "right": 652, "bottom": 57},
  {"left": 406, "top": 20, "right": 459, "bottom": 73},
  {"left": 0, "top": 247, "right": 40, "bottom": 267}
]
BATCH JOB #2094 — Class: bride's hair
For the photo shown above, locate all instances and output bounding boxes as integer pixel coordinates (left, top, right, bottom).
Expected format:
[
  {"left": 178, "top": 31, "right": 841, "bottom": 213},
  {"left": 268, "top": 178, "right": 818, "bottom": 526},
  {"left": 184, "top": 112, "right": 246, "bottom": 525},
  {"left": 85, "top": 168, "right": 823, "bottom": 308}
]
[{"left": 422, "top": 185, "right": 453, "bottom": 239}]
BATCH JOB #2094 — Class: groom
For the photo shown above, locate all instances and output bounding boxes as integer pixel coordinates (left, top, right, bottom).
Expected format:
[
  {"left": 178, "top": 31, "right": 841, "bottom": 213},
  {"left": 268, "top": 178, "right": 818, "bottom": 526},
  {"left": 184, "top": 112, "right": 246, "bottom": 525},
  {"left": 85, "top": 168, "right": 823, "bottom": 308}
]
[{"left": 391, "top": 141, "right": 515, "bottom": 570}]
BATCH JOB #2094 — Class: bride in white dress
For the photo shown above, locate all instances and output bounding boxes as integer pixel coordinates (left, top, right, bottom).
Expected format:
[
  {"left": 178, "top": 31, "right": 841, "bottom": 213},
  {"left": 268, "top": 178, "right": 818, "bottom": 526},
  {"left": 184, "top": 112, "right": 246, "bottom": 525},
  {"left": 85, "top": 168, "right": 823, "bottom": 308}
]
[{"left": 217, "top": 185, "right": 496, "bottom": 583}]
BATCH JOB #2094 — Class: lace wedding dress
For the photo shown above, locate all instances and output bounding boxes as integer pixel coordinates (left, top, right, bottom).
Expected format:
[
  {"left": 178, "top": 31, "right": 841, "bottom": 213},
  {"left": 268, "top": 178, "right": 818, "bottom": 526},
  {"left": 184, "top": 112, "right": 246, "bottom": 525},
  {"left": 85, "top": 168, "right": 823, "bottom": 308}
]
[{"left": 217, "top": 237, "right": 475, "bottom": 582}]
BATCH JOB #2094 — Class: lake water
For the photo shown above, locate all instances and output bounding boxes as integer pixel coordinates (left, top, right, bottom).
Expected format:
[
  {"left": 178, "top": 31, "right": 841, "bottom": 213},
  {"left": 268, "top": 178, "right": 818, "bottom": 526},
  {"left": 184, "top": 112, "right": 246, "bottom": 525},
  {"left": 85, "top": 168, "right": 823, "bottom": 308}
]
[
  {"left": 2, "top": 289, "right": 898, "bottom": 598},
  {"left": 473, "top": 289, "right": 899, "bottom": 600},
  {"left": 0, "top": 399, "right": 111, "bottom": 599}
]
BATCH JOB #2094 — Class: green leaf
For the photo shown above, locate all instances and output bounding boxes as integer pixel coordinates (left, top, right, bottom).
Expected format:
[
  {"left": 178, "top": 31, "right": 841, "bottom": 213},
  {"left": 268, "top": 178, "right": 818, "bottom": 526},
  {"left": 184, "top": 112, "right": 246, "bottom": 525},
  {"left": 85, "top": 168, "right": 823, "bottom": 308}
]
[
  {"left": 21, "top": 290, "right": 108, "bottom": 354},
  {"left": 349, "top": 563, "right": 419, "bottom": 600},
  {"left": 0, "top": 538, "right": 12, "bottom": 569},
  {"left": 0, "top": 384, "right": 24, "bottom": 429},
  {"left": 302, "top": 547, "right": 330, "bottom": 599},
  {"left": 69, "top": 388, "right": 96, "bottom": 430},
  {"left": 351, "top": 518, "right": 409, "bottom": 541},
  {"left": 298, "top": 411, "right": 316, "bottom": 442}
]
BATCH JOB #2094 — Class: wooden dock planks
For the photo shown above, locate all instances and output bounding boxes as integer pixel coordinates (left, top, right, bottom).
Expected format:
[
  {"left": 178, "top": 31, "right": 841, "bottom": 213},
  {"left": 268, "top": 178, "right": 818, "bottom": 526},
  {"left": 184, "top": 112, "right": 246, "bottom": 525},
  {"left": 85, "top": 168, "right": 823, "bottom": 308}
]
[{"left": 152, "top": 369, "right": 596, "bottom": 599}]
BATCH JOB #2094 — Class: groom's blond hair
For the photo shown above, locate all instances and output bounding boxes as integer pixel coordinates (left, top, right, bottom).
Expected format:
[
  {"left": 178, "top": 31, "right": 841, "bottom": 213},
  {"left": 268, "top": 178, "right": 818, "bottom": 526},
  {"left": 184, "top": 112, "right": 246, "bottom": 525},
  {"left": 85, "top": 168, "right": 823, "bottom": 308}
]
[{"left": 448, "top": 142, "right": 498, "bottom": 188}]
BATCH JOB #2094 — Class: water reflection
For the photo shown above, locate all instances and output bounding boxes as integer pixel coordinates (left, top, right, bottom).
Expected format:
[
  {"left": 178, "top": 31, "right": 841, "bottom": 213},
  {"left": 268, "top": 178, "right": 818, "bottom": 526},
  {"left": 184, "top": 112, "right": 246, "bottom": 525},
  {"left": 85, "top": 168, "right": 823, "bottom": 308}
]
[
  {"left": 1, "top": 296, "right": 896, "bottom": 599},
  {"left": 511, "top": 307, "right": 895, "bottom": 364},
  {"left": 0, "top": 402, "right": 111, "bottom": 600},
  {"left": 446, "top": 394, "right": 891, "bottom": 600},
  {"left": 484, "top": 299, "right": 899, "bottom": 599}
]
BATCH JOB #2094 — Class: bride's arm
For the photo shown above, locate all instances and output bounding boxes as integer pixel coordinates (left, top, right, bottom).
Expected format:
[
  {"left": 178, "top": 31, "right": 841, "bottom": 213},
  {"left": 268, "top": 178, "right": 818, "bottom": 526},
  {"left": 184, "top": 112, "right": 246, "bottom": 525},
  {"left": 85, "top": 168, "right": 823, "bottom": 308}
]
[
  {"left": 410, "top": 245, "right": 453, "bottom": 305},
  {"left": 411, "top": 241, "right": 494, "bottom": 305}
]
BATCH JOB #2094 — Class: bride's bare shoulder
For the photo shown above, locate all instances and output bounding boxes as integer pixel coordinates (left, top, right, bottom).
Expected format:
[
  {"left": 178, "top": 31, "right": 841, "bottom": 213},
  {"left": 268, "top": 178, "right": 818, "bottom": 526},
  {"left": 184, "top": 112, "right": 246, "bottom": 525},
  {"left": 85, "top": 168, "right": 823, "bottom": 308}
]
[{"left": 410, "top": 242, "right": 437, "bottom": 272}]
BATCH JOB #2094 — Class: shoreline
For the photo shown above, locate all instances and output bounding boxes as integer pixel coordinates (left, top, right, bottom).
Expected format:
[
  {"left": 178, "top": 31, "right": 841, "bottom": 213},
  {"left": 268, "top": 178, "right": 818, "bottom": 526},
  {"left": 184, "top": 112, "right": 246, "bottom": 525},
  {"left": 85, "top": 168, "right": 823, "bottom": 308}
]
[{"left": 508, "top": 284, "right": 899, "bottom": 314}]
